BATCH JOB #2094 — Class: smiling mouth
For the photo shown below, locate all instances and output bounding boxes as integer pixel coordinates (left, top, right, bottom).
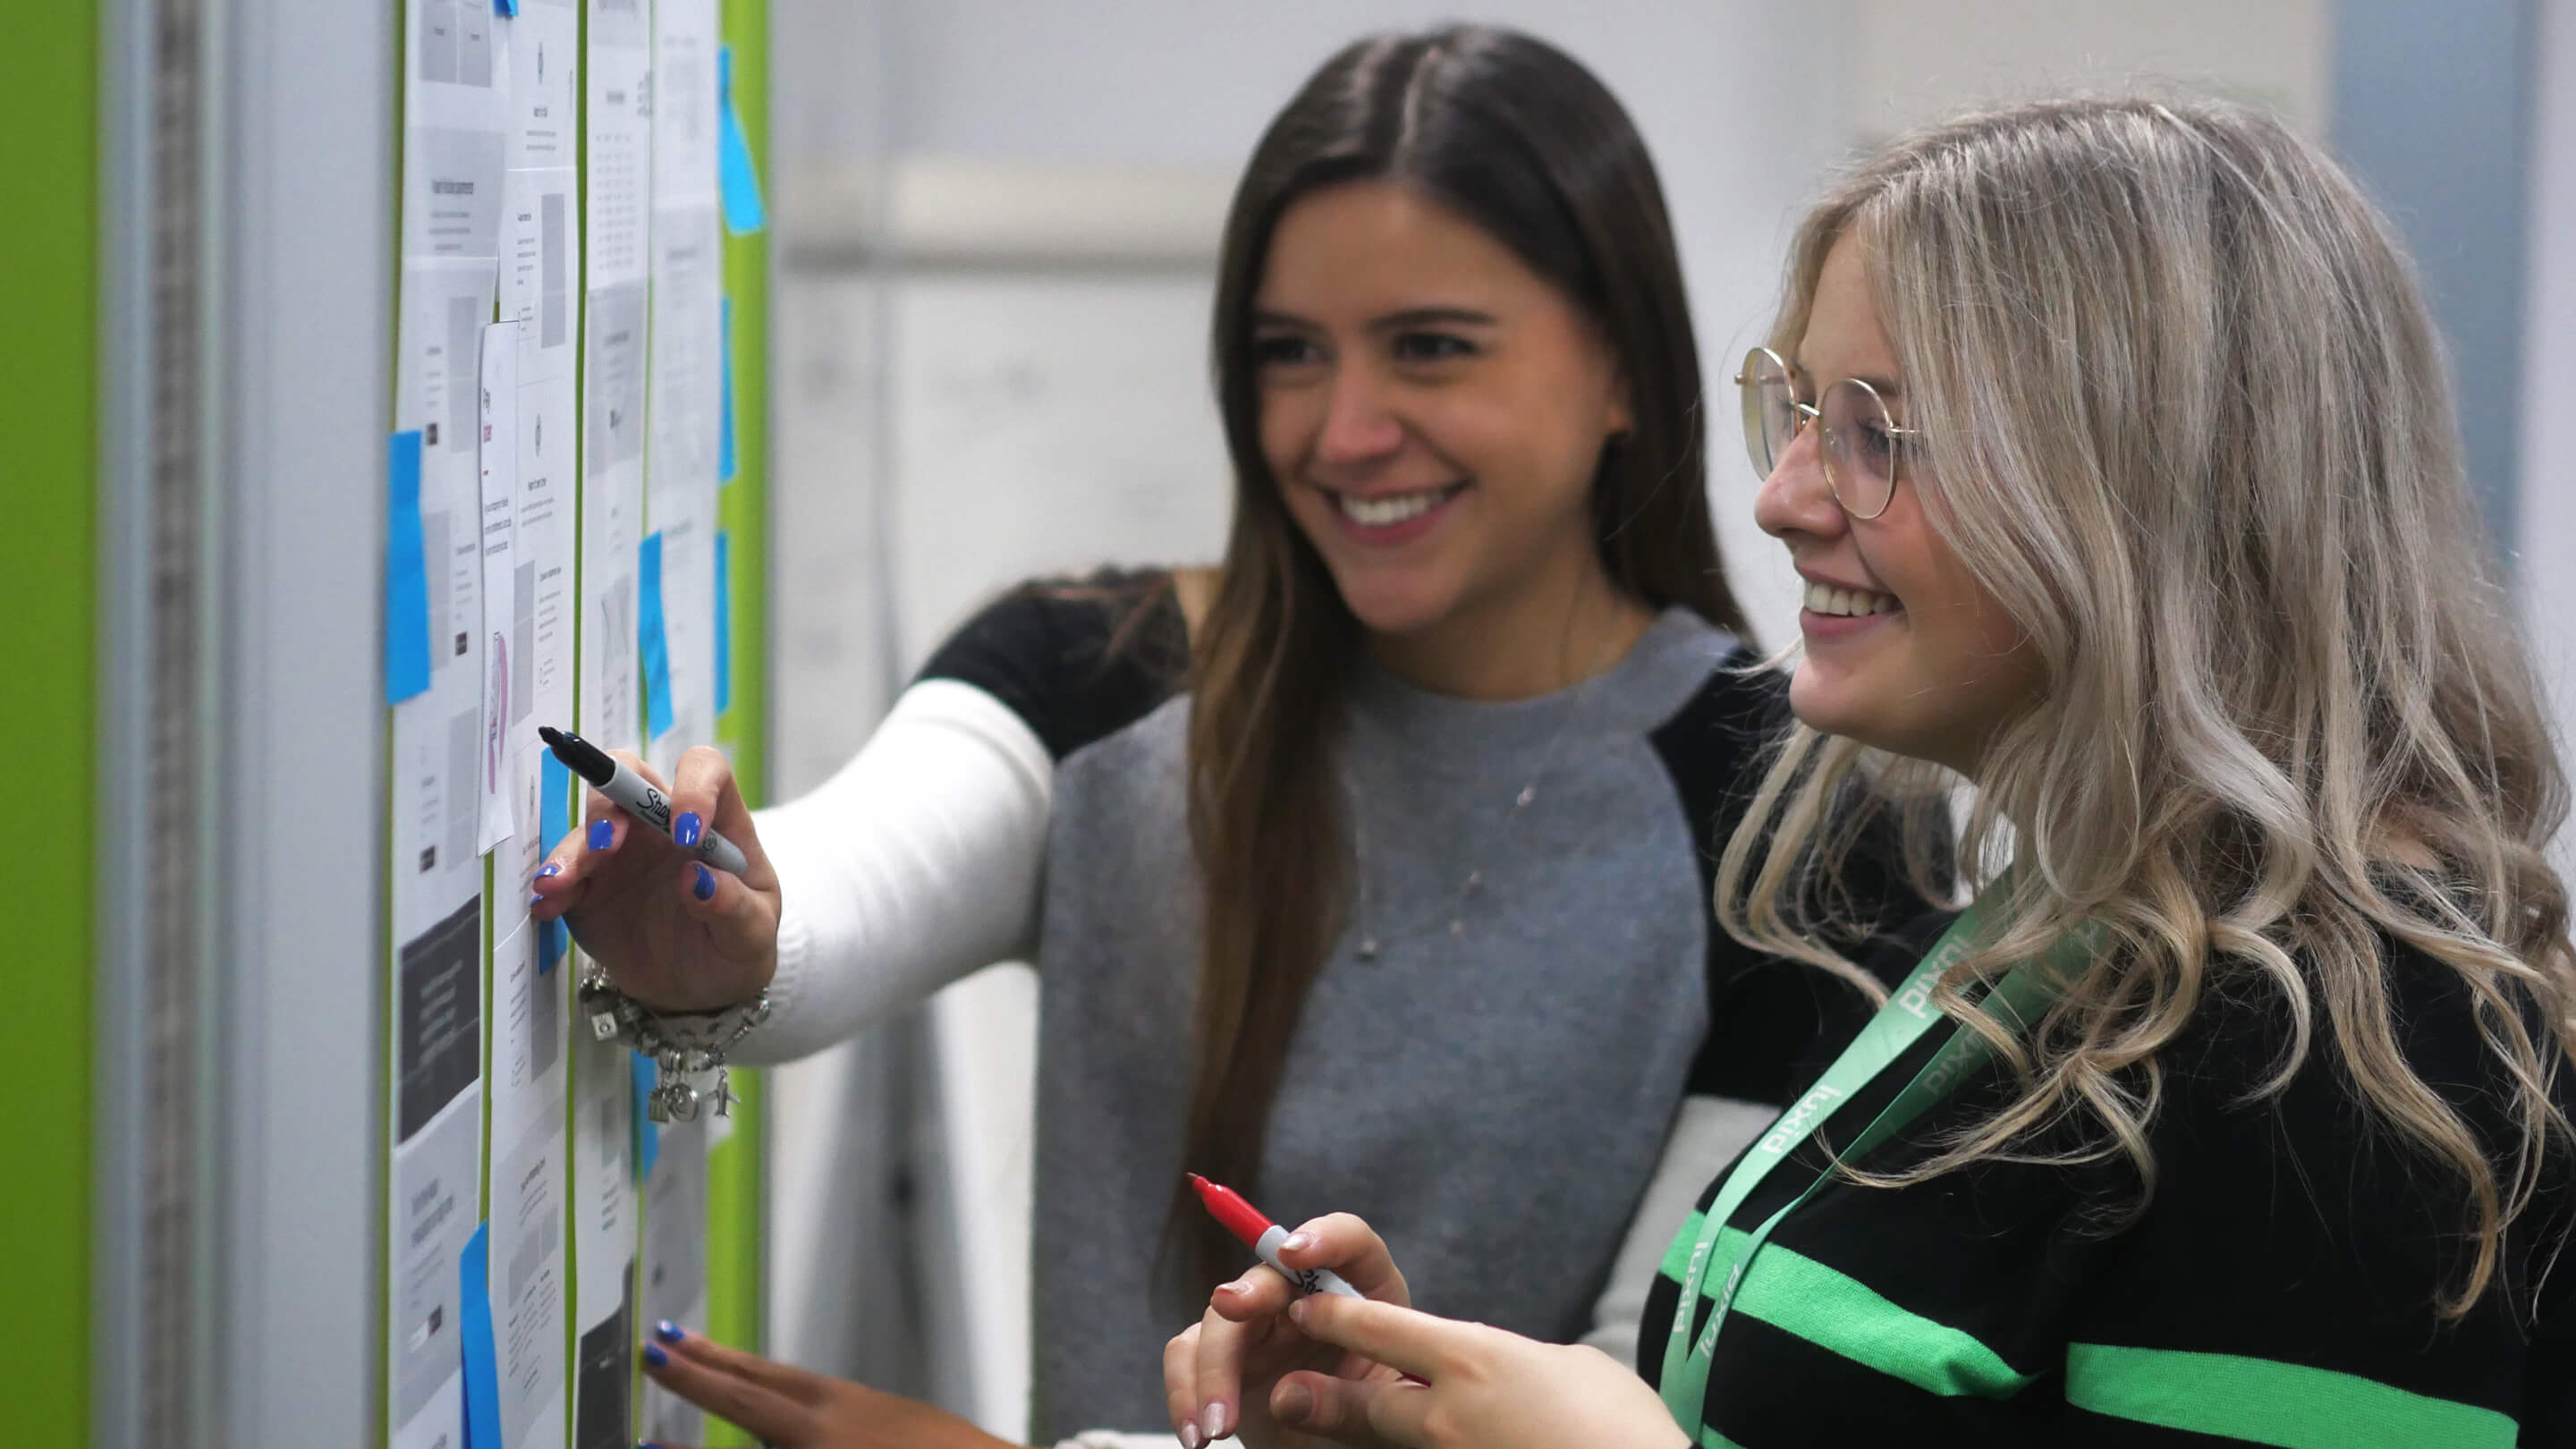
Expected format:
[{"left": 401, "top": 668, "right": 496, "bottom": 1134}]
[
  {"left": 1327, "top": 481, "right": 1469, "bottom": 529},
  {"left": 1803, "top": 580, "right": 1902, "bottom": 617}
]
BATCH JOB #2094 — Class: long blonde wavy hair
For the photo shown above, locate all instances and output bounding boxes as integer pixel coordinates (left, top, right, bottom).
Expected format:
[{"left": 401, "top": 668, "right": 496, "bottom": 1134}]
[{"left": 1715, "top": 96, "right": 2576, "bottom": 1318}]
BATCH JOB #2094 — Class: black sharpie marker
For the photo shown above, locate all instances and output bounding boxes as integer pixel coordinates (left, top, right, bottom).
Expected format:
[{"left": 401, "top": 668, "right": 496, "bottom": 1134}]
[{"left": 538, "top": 724, "right": 750, "bottom": 877}]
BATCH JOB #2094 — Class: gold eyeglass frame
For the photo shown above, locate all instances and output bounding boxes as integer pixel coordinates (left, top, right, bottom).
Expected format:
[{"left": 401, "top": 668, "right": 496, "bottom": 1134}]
[{"left": 1734, "top": 344, "right": 1920, "bottom": 521}]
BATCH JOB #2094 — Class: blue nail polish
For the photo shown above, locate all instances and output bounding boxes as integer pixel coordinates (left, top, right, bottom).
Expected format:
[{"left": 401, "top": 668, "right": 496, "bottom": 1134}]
[
  {"left": 643, "top": 1342, "right": 668, "bottom": 1368},
  {"left": 538, "top": 862, "right": 561, "bottom": 878},
  {"left": 529, "top": 894, "right": 545, "bottom": 911},
  {"left": 693, "top": 863, "right": 716, "bottom": 902},
  {"left": 589, "top": 818, "right": 614, "bottom": 851},
  {"left": 674, "top": 811, "right": 702, "bottom": 849},
  {"left": 655, "top": 1319, "right": 685, "bottom": 1344}
]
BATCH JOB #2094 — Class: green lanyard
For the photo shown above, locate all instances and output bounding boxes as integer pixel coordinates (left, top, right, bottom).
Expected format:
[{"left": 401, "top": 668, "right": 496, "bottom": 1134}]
[{"left": 1657, "top": 897, "right": 2089, "bottom": 1427}]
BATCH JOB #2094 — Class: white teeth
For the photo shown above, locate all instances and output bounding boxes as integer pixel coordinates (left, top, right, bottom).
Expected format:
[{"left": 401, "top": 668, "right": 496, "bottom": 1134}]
[
  {"left": 1335, "top": 487, "right": 1450, "bottom": 528},
  {"left": 1804, "top": 580, "right": 1898, "bottom": 617}
]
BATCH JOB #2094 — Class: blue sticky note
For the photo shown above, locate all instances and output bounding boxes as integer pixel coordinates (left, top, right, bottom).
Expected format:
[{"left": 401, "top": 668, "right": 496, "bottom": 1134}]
[
  {"left": 718, "top": 47, "right": 767, "bottom": 235},
  {"left": 385, "top": 432, "right": 432, "bottom": 704},
  {"left": 538, "top": 750, "right": 573, "bottom": 972},
  {"left": 539, "top": 749, "right": 573, "bottom": 850},
  {"left": 715, "top": 530, "right": 733, "bottom": 716},
  {"left": 638, "top": 531, "right": 674, "bottom": 740},
  {"left": 496, "top": 0, "right": 518, "bottom": 13},
  {"left": 631, "top": 1053, "right": 662, "bottom": 1182},
  {"left": 460, "top": 1223, "right": 504, "bottom": 1449},
  {"left": 719, "top": 295, "right": 738, "bottom": 485}
]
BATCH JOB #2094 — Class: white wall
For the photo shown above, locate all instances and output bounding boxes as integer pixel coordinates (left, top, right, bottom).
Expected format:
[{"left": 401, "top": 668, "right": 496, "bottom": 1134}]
[
  {"left": 1847, "top": 0, "right": 2330, "bottom": 144},
  {"left": 765, "top": 0, "right": 909, "bottom": 1396},
  {"left": 2521, "top": 0, "right": 2576, "bottom": 880}
]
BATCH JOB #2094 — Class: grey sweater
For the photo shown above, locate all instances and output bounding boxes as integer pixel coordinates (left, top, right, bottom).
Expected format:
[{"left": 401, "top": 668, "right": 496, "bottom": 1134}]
[{"left": 883, "top": 580, "right": 1913, "bottom": 1438}]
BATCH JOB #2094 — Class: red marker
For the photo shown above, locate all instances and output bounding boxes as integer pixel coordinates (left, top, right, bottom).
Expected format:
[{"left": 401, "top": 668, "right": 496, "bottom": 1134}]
[{"left": 1187, "top": 1174, "right": 1363, "bottom": 1300}]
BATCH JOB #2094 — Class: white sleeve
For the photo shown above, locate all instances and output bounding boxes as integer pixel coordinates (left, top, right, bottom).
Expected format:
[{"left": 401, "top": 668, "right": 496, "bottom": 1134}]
[
  {"left": 735, "top": 677, "right": 1055, "bottom": 1065},
  {"left": 1578, "top": 1094, "right": 1779, "bottom": 1368}
]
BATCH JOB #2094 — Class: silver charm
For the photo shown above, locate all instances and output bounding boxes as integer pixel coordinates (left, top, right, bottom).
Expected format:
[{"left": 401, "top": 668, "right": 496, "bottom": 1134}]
[
  {"left": 651, "top": 1076, "right": 700, "bottom": 1123},
  {"left": 578, "top": 965, "right": 631, "bottom": 1043},
  {"left": 649, "top": 1049, "right": 701, "bottom": 1123}
]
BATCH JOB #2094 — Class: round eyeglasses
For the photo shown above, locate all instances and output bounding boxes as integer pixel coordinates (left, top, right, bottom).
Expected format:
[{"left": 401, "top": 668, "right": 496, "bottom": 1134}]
[{"left": 1734, "top": 345, "right": 1919, "bottom": 521}]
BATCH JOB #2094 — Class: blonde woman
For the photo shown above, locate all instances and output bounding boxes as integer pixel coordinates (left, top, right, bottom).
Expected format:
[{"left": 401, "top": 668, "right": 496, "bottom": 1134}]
[{"left": 1165, "top": 97, "right": 2576, "bottom": 1446}]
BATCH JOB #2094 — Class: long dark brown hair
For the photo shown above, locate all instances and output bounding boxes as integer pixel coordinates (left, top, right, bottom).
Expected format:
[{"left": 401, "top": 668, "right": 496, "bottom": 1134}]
[{"left": 1170, "top": 24, "right": 1750, "bottom": 1297}]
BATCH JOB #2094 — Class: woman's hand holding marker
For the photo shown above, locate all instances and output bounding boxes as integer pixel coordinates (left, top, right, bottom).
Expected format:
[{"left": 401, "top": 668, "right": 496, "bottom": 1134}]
[
  {"left": 1258, "top": 1292, "right": 1685, "bottom": 1449},
  {"left": 527, "top": 736, "right": 783, "bottom": 1013},
  {"left": 1170, "top": 1210, "right": 1681, "bottom": 1449},
  {"left": 1167, "top": 1211, "right": 1410, "bottom": 1449}
]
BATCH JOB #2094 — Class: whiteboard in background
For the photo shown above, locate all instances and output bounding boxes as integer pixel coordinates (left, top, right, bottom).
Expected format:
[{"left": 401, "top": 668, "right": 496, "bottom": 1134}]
[{"left": 890, "top": 274, "right": 1233, "bottom": 654}]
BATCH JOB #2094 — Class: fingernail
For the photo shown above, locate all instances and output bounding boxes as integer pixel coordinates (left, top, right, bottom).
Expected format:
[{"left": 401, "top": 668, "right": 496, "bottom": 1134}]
[
  {"left": 1280, "top": 1232, "right": 1314, "bottom": 1253},
  {"left": 654, "top": 1319, "right": 685, "bottom": 1344},
  {"left": 589, "top": 818, "right": 614, "bottom": 851},
  {"left": 528, "top": 894, "right": 546, "bottom": 911},
  {"left": 1288, "top": 1297, "right": 1310, "bottom": 1326},
  {"left": 674, "top": 811, "right": 702, "bottom": 848},
  {"left": 693, "top": 863, "right": 716, "bottom": 901},
  {"left": 642, "top": 1343, "right": 668, "bottom": 1368},
  {"left": 1179, "top": 1425, "right": 1201, "bottom": 1449},
  {"left": 538, "top": 863, "right": 561, "bottom": 878},
  {"left": 1201, "top": 1402, "right": 1226, "bottom": 1442},
  {"left": 1274, "top": 1383, "right": 1312, "bottom": 1423}
]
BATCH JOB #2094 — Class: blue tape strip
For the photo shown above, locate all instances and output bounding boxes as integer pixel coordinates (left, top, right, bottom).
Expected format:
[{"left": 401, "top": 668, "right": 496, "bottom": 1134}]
[
  {"left": 538, "top": 750, "right": 572, "bottom": 972},
  {"left": 720, "top": 295, "right": 738, "bottom": 485},
  {"left": 718, "top": 47, "right": 767, "bottom": 235},
  {"left": 639, "top": 530, "right": 674, "bottom": 740},
  {"left": 386, "top": 432, "right": 433, "bottom": 704},
  {"left": 539, "top": 913, "right": 570, "bottom": 976},
  {"left": 460, "top": 1223, "right": 504, "bottom": 1449},
  {"left": 715, "top": 530, "right": 733, "bottom": 716},
  {"left": 631, "top": 1053, "right": 662, "bottom": 1181},
  {"left": 540, "top": 750, "right": 572, "bottom": 856}
]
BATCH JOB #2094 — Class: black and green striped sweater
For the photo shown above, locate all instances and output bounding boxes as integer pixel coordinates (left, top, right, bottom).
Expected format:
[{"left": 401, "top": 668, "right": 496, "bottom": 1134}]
[{"left": 1639, "top": 912, "right": 2576, "bottom": 1446}]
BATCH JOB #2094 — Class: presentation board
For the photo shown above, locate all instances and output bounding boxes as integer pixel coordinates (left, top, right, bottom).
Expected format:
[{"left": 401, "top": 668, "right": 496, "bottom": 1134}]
[{"left": 383, "top": 0, "right": 769, "bottom": 1444}]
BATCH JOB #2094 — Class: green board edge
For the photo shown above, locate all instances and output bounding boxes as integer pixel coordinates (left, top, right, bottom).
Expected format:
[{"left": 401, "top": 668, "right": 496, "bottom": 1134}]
[
  {"left": 2, "top": 0, "right": 98, "bottom": 1442},
  {"left": 708, "top": 0, "right": 770, "bottom": 1436}
]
